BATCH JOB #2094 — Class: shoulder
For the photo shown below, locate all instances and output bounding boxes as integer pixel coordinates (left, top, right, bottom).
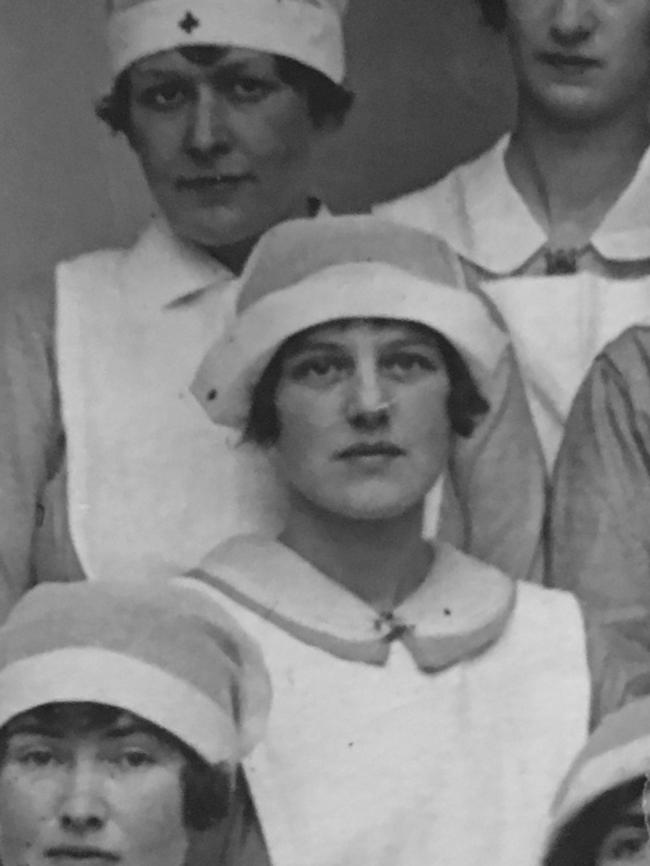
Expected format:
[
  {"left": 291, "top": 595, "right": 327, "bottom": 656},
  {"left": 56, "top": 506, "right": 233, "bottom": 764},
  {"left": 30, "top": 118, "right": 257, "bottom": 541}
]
[
  {"left": 592, "top": 324, "right": 650, "bottom": 384},
  {"left": 56, "top": 245, "right": 130, "bottom": 285},
  {"left": 372, "top": 141, "right": 503, "bottom": 233},
  {"left": 513, "top": 581, "right": 583, "bottom": 622},
  {"left": 570, "top": 325, "right": 650, "bottom": 427},
  {"left": 373, "top": 167, "right": 468, "bottom": 234}
]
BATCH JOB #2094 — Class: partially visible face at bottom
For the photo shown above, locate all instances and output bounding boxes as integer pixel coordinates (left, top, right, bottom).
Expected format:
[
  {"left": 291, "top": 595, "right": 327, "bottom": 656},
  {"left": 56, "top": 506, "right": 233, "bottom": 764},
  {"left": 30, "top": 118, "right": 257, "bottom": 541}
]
[
  {"left": 271, "top": 320, "right": 452, "bottom": 521},
  {"left": 0, "top": 705, "right": 189, "bottom": 866},
  {"left": 595, "top": 795, "right": 650, "bottom": 865}
]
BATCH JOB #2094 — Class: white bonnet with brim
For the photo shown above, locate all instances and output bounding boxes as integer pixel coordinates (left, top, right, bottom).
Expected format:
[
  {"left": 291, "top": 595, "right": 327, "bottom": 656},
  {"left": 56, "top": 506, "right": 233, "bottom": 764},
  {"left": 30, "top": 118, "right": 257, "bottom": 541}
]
[
  {"left": 192, "top": 215, "right": 509, "bottom": 430},
  {"left": 543, "top": 696, "right": 650, "bottom": 861},
  {"left": 106, "top": 0, "right": 348, "bottom": 82},
  {"left": 0, "top": 579, "right": 271, "bottom": 766}
]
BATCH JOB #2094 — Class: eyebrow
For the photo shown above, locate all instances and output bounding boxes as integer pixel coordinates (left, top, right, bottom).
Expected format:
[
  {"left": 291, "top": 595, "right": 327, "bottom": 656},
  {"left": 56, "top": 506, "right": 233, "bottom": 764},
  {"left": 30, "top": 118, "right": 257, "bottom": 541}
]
[
  {"left": 104, "top": 722, "right": 157, "bottom": 740},
  {"left": 291, "top": 335, "right": 439, "bottom": 354},
  {"left": 134, "top": 58, "right": 271, "bottom": 80}
]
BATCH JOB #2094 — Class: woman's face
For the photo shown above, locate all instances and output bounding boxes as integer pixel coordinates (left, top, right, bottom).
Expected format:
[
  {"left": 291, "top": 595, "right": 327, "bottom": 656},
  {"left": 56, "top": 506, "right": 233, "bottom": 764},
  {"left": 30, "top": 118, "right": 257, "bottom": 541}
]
[
  {"left": 271, "top": 320, "right": 451, "bottom": 522},
  {"left": 504, "top": 0, "right": 650, "bottom": 124},
  {"left": 127, "top": 47, "right": 323, "bottom": 253},
  {"left": 0, "top": 709, "right": 189, "bottom": 866},
  {"left": 595, "top": 795, "right": 648, "bottom": 864}
]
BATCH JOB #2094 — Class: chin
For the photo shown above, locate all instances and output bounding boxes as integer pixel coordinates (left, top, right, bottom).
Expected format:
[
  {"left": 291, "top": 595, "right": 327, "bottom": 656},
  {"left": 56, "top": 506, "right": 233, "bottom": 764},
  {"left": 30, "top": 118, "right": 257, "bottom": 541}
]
[
  {"left": 326, "top": 489, "right": 425, "bottom": 522},
  {"left": 166, "top": 206, "right": 258, "bottom": 251},
  {"left": 530, "top": 85, "right": 610, "bottom": 126}
]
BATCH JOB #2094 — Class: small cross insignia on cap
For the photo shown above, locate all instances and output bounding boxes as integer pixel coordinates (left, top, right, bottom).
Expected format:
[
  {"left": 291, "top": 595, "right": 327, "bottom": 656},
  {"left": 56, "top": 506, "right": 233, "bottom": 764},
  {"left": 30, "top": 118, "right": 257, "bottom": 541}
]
[{"left": 179, "top": 11, "right": 200, "bottom": 33}]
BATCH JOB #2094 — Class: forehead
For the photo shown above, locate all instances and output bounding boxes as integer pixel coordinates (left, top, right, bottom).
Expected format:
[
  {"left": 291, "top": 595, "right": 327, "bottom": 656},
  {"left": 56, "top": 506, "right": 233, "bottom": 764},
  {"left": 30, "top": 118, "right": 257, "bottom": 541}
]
[
  {"left": 290, "top": 319, "right": 440, "bottom": 349},
  {"left": 3, "top": 705, "right": 154, "bottom": 739},
  {"left": 130, "top": 45, "right": 278, "bottom": 77}
]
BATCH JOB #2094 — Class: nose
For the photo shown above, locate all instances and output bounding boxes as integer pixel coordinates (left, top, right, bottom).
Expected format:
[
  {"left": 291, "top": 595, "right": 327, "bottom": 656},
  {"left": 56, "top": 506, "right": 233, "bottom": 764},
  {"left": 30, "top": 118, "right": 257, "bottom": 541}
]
[
  {"left": 58, "top": 761, "right": 108, "bottom": 834},
  {"left": 549, "top": 0, "right": 597, "bottom": 45},
  {"left": 346, "top": 361, "right": 392, "bottom": 431},
  {"left": 185, "top": 87, "right": 231, "bottom": 159}
]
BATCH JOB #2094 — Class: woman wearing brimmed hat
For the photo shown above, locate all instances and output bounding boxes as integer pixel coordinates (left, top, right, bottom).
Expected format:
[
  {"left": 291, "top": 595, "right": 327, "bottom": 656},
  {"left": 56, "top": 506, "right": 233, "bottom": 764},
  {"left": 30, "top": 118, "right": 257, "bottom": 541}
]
[
  {"left": 542, "top": 697, "right": 650, "bottom": 866},
  {"left": 189, "top": 215, "right": 649, "bottom": 866},
  {"left": 0, "top": 579, "right": 271, "bottom": 866}
]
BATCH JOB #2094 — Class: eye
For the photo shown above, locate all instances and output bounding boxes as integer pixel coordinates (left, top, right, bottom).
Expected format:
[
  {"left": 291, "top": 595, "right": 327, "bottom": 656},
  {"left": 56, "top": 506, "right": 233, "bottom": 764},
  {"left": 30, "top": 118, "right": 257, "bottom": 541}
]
[
  {"left": 221, "top": 74, "right": 276, "bottom": 103},
  {"left": 115, "top": 749, "right": 156, "bottom": 770},
  {"left": 139, "top": 81, "right": 189, "bottom": 110},
  {"left": 381, "top": 351, "right": 440, "bottom": 378},
  {"left": 17, "top": 748, "right": 57, "bottom": 768},
  {"left": 599, "top": 825, "right": 649, "bottom": 862},
  {"left": 287, "top": 355, "right": 348, "bottom": 386}
]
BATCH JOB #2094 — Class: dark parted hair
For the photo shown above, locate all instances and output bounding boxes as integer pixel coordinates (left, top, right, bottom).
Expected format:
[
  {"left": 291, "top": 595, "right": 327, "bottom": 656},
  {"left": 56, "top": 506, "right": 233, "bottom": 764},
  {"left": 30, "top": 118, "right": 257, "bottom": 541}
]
[
  {"left": 476, "top": 0, "right": 507, "bottom": 31},
  {"left": 543, "top": 777, "right": 645, "bottom": 866},
  {"left": 243, "top": 319, "right": 490, "bottom": 447},
  {"left": 96, "top": 45, "right": 354, "bottom": 136},
  {"left": 0, "top": 703, "right": 233, "bottom": 832}
]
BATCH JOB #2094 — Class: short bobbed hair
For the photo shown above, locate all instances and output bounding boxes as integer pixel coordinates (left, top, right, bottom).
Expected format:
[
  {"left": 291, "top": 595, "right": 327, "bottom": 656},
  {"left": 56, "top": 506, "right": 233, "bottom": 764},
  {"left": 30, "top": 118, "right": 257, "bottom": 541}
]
[
  {"left": 243, "top": 319, "right": 490, "bottom": 447},
  {"left": 96, "top": 45, "right": 354, "bottom": 136},
  {"left": 543, "top": 777, "right": 645, "bottom": 866},
  {"left": 0, "top": 703, "right": 233, "bottom": 832}
]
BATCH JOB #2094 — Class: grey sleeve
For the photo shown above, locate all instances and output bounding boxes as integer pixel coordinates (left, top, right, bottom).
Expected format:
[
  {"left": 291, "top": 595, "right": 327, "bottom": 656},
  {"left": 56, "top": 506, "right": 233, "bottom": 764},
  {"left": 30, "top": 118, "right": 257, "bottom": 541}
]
[
  {"left": 437, "top": 260, "right": 547, "bottom": 583},
  {"left": 0, "top": 273, "right": 64, "bottom": 616},
  {"left": 549, "top": 329, "right": 650, "bottom": 609},
  {"left": 584, "top": 601, "right": 650, "bottom": 729}
]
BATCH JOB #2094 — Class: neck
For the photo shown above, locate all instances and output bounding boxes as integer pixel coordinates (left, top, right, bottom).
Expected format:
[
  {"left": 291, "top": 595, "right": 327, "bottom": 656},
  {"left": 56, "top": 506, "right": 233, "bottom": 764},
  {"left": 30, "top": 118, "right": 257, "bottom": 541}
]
[
  {"left": 200, "top": 195, "right": 317, "bottom": 275},
  {"left": 507, "top": 100, "right": 650, "bottom": 246},
  {"left": 280, "top": 495, "right": 433, "bottom": 612}
]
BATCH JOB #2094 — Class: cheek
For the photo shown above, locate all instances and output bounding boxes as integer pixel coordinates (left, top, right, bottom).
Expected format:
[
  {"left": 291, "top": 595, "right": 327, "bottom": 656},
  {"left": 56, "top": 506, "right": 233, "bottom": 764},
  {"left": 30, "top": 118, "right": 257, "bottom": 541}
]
[
  {"left": 119, "top": 774, "right": 187, "bottom": 856},
  {"left": 273, "top": 394, "right": 337, "bottom": 476},
  {"left": 129, "top": 116, "right": 184, "bottom": 179},
  {"left": 404, "top": 386, "right": 451, "bottom": 458},
  {"left": 0, "top": 774, "right": 49, "bottom": 858},
  {"left": 232, "top": 102, "right": 315, "bottom": 180}
]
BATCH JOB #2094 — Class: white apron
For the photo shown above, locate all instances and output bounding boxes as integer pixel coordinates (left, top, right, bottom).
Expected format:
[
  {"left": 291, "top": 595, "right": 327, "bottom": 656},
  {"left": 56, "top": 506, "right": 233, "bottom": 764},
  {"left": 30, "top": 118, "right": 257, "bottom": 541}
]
[
  {"left": 484, "top": 274, "right": 650, "bottom": 466},
  {"left": 56, "top": 221, "right": 286, "bottom": 582},
  {"left": 189, "top": 538, "right": 591, "bottom": 866}
]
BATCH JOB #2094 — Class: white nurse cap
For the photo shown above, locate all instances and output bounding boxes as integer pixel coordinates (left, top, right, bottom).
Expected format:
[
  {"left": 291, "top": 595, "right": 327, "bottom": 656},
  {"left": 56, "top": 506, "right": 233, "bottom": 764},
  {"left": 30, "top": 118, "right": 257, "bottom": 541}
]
[
  {"left": 106, "top": 0, "right": 348, "bottom": 83},
  {"left": 192, "top": 215, "right": 509, "bottom": 430},
  {"left": 0, "top": 579, "right": 271, "bottom": 766}
]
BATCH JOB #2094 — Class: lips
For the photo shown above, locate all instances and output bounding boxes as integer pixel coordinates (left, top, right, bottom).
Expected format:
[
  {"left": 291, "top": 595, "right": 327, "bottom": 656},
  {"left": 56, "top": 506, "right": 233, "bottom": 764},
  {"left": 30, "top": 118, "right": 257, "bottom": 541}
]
[
  {"left": 540, "top": 52, "right": 600, "bottom": 70},
  {"left": 46, "top": 847, "right": 119, "bottom": 862},
  {"left": 176, "top": 174, "right": 249, "bottom": 189},
  {"left": 336, "top": 443, "right": 405, "bottom": 459}
]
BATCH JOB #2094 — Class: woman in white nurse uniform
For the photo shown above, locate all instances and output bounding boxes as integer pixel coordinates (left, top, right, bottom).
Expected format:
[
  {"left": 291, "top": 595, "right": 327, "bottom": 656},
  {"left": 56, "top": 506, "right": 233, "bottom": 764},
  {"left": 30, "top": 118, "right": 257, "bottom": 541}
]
[
  {"left": 187, "top": 215, "right": 649, "bottom": 866},
  {"left": 376, "top": 0, "right": 650, "bottom": 467},
  {"left": 0, "top": 0, "right": 545, "bottom": 614},
  {"left": 0, "top": 0, "right": 354, "bottom": 600}
]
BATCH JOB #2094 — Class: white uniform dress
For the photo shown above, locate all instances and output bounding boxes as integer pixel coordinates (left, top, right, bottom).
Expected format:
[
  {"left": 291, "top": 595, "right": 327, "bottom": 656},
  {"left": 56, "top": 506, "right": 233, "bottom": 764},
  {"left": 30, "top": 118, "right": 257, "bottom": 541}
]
[
  {"left": 375, "top": 135, "right": 650, "bottom": 466},
  {"left": 55, "top": 215, "right": 546, "bottom": 584},
  {"left": 188, "top": 536, "right": 591, "bottom": 866}
]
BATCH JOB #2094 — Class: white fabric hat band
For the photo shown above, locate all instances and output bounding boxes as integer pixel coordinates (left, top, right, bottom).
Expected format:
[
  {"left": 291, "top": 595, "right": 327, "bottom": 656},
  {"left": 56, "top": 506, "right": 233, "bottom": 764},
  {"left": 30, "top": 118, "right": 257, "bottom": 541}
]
[
  {"left": 107, "top": 0, "right": 346, "bottom": 82},
  {"left": 0, "top": 648, "right": 239, "bottom": 765},
  {"left": 193, "top": 262, "right": 508, "bottom": 428}
]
